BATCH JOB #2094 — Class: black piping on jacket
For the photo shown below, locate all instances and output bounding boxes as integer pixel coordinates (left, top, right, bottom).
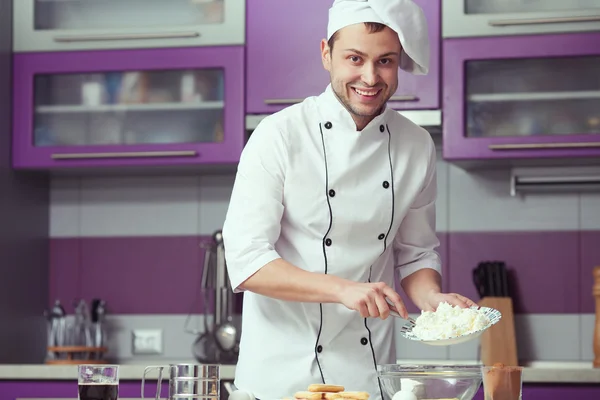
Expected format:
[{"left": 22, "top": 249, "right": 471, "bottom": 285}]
[{"left": 314, "top": 122, "right": 333, "bottom": 384}]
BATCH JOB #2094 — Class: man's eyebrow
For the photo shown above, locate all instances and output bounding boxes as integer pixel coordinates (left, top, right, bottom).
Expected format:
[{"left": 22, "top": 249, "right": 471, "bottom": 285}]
[{"left": 343, "top": 48, "right": 399, "bottom": 58}]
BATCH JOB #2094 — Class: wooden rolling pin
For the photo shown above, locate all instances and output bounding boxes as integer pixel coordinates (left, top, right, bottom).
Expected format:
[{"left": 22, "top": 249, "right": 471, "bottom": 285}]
[{"left": 594, "top": 266, "right": 600, "bottom": 368}]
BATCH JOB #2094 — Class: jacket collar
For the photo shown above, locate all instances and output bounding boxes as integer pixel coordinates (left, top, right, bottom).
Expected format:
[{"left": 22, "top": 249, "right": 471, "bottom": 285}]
[{"left": 316, "top": 84, "right": 393, "bottom": 133}]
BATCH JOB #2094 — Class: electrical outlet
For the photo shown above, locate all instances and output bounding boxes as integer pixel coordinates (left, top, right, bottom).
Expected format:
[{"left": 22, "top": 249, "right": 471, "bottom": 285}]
[{"left": 132, "top": 329, "right": 163, "bottom": 355}]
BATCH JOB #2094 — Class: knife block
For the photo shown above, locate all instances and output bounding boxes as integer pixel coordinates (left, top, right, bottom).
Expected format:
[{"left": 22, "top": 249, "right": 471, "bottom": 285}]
[
  {"left": 478, "top": 297, "right": 518, "bottom": 367},
  {"left": 593, "top": 266, "right": 600, "bottom": 368}
]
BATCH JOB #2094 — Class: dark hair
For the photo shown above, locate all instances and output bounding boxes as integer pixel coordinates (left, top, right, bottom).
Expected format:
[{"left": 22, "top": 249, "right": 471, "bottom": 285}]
[{"left": 327, "top": 22, "right": 387, "bottom": 51}]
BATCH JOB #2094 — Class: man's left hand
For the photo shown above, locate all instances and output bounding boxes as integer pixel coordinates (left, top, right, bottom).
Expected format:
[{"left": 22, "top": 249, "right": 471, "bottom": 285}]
[{"left": 421, "top": 290, "right": 478, "bottom": 312}]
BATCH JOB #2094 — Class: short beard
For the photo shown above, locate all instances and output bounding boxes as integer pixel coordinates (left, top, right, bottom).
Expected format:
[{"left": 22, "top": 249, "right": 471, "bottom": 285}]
[{"left": 331, "top": 82, "right": 386, "bottom": 119}]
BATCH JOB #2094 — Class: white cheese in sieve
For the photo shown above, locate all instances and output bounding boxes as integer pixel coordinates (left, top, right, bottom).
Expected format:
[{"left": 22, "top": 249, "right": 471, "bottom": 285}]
[{"left": 411, "top": 302, "right": 490, "bottom": 340}]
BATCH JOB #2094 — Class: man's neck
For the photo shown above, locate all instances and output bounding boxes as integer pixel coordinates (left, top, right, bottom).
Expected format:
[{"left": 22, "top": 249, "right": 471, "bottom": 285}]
[{"left": 352, "top": 115, "right": 376, "bottom": 131}]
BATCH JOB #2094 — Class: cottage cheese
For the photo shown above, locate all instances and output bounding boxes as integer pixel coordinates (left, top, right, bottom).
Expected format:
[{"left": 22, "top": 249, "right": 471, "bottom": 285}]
[{"left": 411, "top": 302, "right": 490, "bottom": 340}]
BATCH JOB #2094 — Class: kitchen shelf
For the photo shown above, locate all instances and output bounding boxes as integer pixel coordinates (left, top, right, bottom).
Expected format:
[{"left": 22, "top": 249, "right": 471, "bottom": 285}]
[
  {"left": 468, "top": 90, "right": 600, "bottom": 102},
  {"left": 35, "top": 101, "right": 225, "bottom": 113}
]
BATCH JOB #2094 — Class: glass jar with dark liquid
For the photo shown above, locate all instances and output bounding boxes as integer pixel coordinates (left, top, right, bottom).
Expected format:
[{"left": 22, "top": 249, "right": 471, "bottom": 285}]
[{"left": 78, "top": 365, "right": 119, "bottom": 400}]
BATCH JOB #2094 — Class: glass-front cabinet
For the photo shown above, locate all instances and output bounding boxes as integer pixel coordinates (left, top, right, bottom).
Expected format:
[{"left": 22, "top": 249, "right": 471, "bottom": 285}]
[
  {"left": 12, "top": 46, "right": 244, "bottom": 169},
  {"left": 13, "top": 0, "right": 245, "bottom": 52},
  {"left": 443, "top": 0, "right": 600, "bottom": 38},
  {"left": 442, "top": 32, "right": 600, "bottom": 163}
]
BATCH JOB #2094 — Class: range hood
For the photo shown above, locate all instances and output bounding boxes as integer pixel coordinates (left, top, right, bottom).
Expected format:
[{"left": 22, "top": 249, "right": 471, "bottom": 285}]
[
  {"left": 245, "top": 110, "right": 442, "bottom": 132},
  {"left": 510, "top": 166, "right": 600, "bottom": 196}
]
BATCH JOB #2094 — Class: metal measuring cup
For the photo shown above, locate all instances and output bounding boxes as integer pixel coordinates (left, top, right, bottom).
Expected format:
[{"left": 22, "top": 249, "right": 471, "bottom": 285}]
[{"left": 142, "top": 364, "right": 220, "bottom": 400}]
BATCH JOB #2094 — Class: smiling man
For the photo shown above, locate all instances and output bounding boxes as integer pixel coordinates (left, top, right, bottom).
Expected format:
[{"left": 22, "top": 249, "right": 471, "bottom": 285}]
[{"left": 222, "top": 1, "right": 477, "bottom": 399}]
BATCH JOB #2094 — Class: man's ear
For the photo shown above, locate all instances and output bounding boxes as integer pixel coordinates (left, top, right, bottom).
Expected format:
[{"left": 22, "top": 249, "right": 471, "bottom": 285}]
[{"left": 320, "top": 39, "right": 331, "bottom": 72}]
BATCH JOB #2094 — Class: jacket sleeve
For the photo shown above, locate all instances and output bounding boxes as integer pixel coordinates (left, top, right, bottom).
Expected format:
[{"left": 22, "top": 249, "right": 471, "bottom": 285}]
[
  {"left": 222, "top": 118, "right": 288, "bottom": 292},
  {"left": 393, "top": 137, "right": 442, "bottom": 281}
]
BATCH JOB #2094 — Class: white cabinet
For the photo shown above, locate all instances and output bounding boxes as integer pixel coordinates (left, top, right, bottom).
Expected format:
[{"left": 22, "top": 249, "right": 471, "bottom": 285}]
[
  {"left": 443, "top": 0, "right": 600, "bottom": 38},
  {"left": 13, "top": 0, "right": 245, "bottom": 52}
]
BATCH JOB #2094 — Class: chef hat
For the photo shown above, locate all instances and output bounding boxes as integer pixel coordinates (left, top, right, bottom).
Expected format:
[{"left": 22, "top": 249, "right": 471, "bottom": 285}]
[{"left": 327, "top": 0, "right": 430, "bottom": 75}]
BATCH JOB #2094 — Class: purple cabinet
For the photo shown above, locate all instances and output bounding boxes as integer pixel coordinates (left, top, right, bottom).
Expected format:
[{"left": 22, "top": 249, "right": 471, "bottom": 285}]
[
  {"left": 443, "top": 32, "right": 600, "bottom": 163},
  {"left": 12, "top": 46, "right": 245, "bottom": 169},
  {"left": 245, "top": 0, "right": 440, "bottom": 114}
]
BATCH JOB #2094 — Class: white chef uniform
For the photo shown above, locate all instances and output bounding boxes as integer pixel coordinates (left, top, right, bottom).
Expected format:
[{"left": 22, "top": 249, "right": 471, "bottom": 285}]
[{"left": 222, "top": 1, "right": 437, "bottom": 399}]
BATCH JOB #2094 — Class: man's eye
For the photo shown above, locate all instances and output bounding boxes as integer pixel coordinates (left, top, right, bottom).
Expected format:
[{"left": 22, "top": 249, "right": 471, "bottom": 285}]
[
  {"left": 350, "top": 56, "right": 361, "bottom": 63},
  {"left": 380, "top": 58, "right": 391, "bottom": 65}
]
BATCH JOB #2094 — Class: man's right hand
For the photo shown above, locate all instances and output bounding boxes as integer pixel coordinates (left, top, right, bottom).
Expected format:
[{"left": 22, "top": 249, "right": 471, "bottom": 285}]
[{"left": 337, "top": 281, "right": 408, "bottom": 320}]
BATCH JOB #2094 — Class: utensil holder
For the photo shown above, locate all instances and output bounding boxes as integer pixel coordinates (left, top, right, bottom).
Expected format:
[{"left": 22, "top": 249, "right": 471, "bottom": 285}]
[
  {"left": 479, "top": 297, "right": 518, "bottom": 367},
  {"left": 45, "top": 346, "right": 107, "bottom": 365}
]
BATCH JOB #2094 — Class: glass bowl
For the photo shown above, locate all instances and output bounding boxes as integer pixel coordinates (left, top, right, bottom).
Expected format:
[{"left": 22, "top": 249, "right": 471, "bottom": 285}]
[{"left": 377, "top": 364, "right": 483, "bottom": 400}]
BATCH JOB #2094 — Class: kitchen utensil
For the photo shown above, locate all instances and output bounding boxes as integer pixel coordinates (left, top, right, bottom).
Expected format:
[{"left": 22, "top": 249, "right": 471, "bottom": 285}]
[
  {"left": 186, "top": 240, "right": 219, "bottom": 363},
  {"left": 214, "top": 251, "right": 237, "bottom": 352},
  {"left": 141, "top": 364, "right": 220, "bottom": 400},
  {"left": 485, "top": 262, "right": 496, "bottom": 297},
  {"left": 185, "top": 230, "right": 240, "bottom": 363},
  {"left": 472, "top": 263, "right": 488, "bottom": 298},
  {"left": 49, "top": 300, "right": 66, "bottom": 358},
  {"left": 378, "top": 364, "right": 482, "bottom": 400},
  {"left": 499, "top": 262, "right": 510, "bottom": 297},
  {"left": 91, "top": 299, "right": 107, "bottom": 360},
  {"left": 73, "top": 299, "right": 93, "bottom": 359},
  {"left": 398, "top": 306, "right": 502, "bottom": 346},
  {"left": 214, "top": 287, "right": 236, "bottom": 352}
]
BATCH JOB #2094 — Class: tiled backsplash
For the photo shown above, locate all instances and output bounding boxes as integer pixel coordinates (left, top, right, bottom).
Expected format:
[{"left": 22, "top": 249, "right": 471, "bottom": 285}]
[{"left": 48, "top": 148, "right": 600, "bottom": 363}]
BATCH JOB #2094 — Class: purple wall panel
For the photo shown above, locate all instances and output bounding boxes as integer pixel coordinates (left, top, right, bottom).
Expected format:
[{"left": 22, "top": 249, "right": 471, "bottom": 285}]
[
  {"left": 581, "top": 231, "right": 600, "bottom": 314},
  {"left": 79, "top": 236, "right": 205, "bottom": 314},
  {"left": 49, "top": 236, "right": 245, "bottom": 315},
  {"left": 448, "top": 232, "right": 580, "bottom": 314},
  {"left": 50, "top": 236, "right": 211, "bottom": 314},
  {"left": 49, "top": 239, "right": 81, "bottom": 314},
  {"left": 50, "top": 231, "right": 592, "bottom": 315}
]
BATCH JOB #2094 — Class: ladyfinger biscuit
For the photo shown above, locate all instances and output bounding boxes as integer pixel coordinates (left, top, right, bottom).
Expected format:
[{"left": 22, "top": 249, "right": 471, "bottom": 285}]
[
  {"left": 294, "top": 391, "right": 325, "bottom": 400},
  {"left": 336, "top": 391, "right": 370, "bottom": 400},
  {"left": 308, "top": 384, "right": 345, "bottom": 393}
]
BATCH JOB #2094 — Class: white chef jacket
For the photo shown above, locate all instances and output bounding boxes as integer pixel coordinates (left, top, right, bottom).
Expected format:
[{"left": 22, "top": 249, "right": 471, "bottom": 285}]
[{"left": 222, "top": 84, "right": 442, "bottom": 400}]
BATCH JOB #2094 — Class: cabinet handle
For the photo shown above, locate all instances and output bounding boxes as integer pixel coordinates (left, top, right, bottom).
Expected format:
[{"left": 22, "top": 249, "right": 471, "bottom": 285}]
[
  {"left": 53, "top": 31, "right": 200, "bottom": 43},
  {"left": 51, "top": 150, "right": 198, "bottom": 160},
  {"left": 264, "top": 98, "right": 305, "bottom": 105},
  {"left": 488, "top": 15, "right": 600, "bottom": 27},
  {"left": 264, "top": 94, "right": 418, "bottom": 105},
  {"left": 389, "top": 95, "right": 419, "bottom": 102},
  {"left": 489, "top": 142, "right": 600, "bottom": 150}
]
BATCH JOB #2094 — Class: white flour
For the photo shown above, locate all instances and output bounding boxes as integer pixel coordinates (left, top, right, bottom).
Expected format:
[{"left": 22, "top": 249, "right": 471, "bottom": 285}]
[{"left": 411, "top": 302, "right": 490, "bottom": 340}]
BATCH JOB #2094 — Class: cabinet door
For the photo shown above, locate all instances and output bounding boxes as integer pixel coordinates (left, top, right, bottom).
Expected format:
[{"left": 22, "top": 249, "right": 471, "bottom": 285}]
[
  {"left": 443, "top": 0, "right": 600, "bottom": 38},
  {"left": 13, "top": 46, "right": 245, "bottom": 169},
  {"left": 13, "top": 0, "right": 245, "bottom": 52},
  {"left": 443, "top": 32, "right": 600, "bottom": 162},
  {"left": 245, "top": 0, "right": 440, "bottom": 114}
]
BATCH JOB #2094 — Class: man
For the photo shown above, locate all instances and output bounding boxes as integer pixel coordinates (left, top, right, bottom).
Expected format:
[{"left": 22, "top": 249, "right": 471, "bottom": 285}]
[{"left": 222, "top": 1, "right": 476, "bottom": 399}]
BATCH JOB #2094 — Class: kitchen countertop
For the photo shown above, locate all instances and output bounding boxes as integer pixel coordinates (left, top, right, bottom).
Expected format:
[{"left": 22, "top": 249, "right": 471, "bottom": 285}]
[{"left": 0, "top": 361, "right": 599, "bottom": 383}]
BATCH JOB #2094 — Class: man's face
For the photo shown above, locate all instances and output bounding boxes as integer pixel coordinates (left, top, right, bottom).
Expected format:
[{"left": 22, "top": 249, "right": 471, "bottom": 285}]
[{"left": 321, "top": 23, "right": 401, "bottom": 129}]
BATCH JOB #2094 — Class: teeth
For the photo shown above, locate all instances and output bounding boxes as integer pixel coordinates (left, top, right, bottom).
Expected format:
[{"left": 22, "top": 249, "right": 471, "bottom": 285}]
[{"left": 354, "top": 88, "right": 378, "bottom": 96}]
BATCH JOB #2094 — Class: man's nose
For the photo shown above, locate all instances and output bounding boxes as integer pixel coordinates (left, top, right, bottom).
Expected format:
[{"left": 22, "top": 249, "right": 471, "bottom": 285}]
[{"left": 361, "top": 64, "right": 380, "bottom": 86}]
